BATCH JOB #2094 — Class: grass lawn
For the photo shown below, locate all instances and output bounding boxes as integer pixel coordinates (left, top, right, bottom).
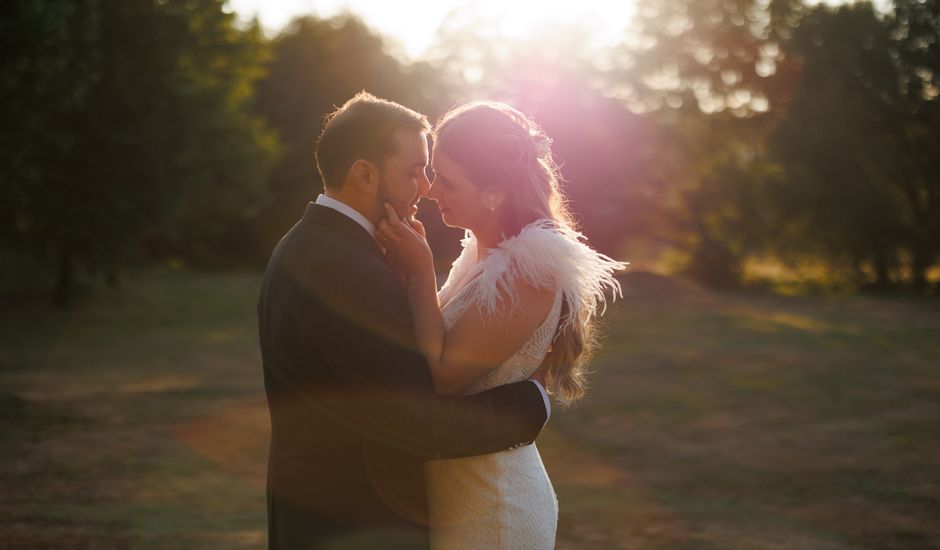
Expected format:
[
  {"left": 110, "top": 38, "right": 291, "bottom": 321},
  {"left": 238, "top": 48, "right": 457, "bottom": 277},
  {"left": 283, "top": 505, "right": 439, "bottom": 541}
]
[{"left": 1, "top": 269, "right": 938, "bottom": 549}]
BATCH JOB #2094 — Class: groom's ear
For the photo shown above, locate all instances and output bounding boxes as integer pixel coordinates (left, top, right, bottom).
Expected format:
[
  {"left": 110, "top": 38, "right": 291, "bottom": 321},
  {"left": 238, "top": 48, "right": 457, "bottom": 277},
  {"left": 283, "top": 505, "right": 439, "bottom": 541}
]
[{"left": 350, "top": 159, "right": 379, "bottom": 194}]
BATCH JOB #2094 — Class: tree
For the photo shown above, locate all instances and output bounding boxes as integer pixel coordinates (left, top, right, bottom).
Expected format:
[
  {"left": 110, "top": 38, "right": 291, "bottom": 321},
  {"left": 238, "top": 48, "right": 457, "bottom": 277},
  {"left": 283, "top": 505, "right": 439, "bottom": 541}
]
[
  {"left": 653, "top": 108, "right": 777, "bottom": 287},
  {"left": 596, "top": 0, "right": 804, "bottom": 286},
  {"left": 626, "top": 0, "right": 803, "bottom": 116},
  {"left": 0, "top": 0, "right": 99, "bottom": 298},
  {"left": 254, "top": 15, "right": 450, "bottom": 257},
  {"left": 140, "top": 1, "right": 278, "bottom": 268},
  {"left": 1, "top": 0, "right": 277, "bottom": 304},
  {"left": 770, "top": 2, "right": 939, "bottom": 291},
  {"left": 891, "top": 0, "right": 940, "bottom": 291}
]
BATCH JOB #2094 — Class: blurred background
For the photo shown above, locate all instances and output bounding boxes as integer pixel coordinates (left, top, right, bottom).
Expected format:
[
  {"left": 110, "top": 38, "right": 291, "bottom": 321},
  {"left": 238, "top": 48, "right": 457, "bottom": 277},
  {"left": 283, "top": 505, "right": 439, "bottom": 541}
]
[{"left": 1, "top": 0, "right": 938, "bottom": 548}]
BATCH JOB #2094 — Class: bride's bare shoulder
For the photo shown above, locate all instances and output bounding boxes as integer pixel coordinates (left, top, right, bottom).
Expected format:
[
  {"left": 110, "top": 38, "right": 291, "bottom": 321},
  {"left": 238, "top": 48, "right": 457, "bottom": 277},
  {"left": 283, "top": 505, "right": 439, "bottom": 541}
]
[{"left": 491, "top": 279, "right": 556, "bottom": 324}]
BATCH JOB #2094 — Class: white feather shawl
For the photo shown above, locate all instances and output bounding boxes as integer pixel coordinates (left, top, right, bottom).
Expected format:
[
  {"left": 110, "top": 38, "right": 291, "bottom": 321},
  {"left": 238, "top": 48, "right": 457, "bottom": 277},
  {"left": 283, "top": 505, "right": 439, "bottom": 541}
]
[{"left": 437, "top": 219, "right": 627, "bottom": 333}]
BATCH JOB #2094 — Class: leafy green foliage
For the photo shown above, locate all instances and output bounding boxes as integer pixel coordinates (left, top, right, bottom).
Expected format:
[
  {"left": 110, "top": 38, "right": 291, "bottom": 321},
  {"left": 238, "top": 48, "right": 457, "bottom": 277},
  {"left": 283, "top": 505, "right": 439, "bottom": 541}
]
[
  {"left": 2, "top": 1, "right": 938, "bottom": 300},
  {"left": 770, "top": 2, "right": 940, "bottom": 290},
  {"left": 0, "top": 0, "right": 277, "bottom": 304},
  {"left": 253, "top": 15, "right": 449, "bottom": 255}
]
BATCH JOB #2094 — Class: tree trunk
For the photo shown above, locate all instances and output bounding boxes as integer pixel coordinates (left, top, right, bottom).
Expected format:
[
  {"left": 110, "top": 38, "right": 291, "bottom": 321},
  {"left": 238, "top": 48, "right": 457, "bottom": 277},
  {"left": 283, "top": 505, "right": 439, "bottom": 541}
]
[
  {"left": 688, "top": 238, "right": 741, "bottom": 289},
  {"left": 872, "top": 249, "right": 891, "bottom": 291},
  {"left": 910, "top": 246, "right": 935, "bottom": 295},
  {"left": 52, "top": 251, "right": 73, "bottom": 308},
  {"left": 105, "top": 262, "right": 120, "bottom": 289}
]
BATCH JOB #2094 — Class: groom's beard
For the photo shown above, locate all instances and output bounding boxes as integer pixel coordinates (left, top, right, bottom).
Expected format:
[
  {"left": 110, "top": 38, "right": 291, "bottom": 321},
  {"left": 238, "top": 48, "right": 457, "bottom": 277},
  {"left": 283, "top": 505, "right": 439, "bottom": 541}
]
[
  {"left": 377, "top": 172, "right": 391, "bottom": 214},
  {"left": 377, "top": 173, "right": 413, "bottom": 219}
]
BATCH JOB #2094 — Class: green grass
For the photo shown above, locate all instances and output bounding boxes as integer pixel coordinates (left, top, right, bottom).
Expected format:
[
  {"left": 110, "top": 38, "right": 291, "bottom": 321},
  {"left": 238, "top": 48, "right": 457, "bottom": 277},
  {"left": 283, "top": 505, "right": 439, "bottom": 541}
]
[
  {"left": 1, "top": 269, "right": 938, "bottom": 549},
  {"left": 0, "top": 270, "right": 267, "bottom": 549}
]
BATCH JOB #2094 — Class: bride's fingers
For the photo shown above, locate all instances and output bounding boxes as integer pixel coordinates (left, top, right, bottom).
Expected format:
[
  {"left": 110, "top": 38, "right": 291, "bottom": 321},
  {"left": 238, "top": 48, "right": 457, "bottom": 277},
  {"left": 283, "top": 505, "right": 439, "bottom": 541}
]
[
  {"left": 377, "top": 221, "right": 396, "bottom": 246},
  {"left": 377, "top": 219, "right": 391, "bottom": 237},
  {"left": 384, "top": 204, "right": 407, "bottom": 229},
  {"left": 384, "top": 203, "right": 424, "bottom": 240},
  {"left": 406, "top": 217, "right": 426, "bottom": 238}
]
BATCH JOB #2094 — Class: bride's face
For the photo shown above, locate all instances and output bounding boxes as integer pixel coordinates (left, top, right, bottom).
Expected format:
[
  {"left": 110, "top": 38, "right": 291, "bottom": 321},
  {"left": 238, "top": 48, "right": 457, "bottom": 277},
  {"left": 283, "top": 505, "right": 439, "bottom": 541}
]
[{"left": 427, "top": 148, "right": 490, "bottom": 231}]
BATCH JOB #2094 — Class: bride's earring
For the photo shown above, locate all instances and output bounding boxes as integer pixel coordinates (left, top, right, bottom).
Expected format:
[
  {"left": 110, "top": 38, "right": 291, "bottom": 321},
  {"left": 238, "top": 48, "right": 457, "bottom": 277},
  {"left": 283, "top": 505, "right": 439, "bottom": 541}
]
[{"left": 483, "top": 189, "right": 503, "bottom": 214}]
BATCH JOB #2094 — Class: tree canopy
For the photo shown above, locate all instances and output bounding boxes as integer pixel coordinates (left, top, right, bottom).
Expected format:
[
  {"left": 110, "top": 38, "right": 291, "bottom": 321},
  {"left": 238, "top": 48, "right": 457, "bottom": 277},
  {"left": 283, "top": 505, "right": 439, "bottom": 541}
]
[{"left": 3, "top": 0, "right": 938, "bottom": 303}]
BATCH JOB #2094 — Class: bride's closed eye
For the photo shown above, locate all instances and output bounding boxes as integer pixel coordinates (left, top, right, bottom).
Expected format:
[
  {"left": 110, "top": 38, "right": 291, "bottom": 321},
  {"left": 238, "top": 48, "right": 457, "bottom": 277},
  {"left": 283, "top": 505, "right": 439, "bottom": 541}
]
[{"left": 436, "top": 176, "right": 456, "bottom": 188}]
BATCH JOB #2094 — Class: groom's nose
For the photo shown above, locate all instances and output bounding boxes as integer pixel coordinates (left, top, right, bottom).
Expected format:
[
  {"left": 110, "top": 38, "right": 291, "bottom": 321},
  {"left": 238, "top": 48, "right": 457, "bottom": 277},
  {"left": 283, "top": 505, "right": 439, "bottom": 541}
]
[
  {"left": 426, "top": 177, "right": 441, "bottom": 202},
  {"left": 417, "top": 170, "right": 431, "bottom": 197}
]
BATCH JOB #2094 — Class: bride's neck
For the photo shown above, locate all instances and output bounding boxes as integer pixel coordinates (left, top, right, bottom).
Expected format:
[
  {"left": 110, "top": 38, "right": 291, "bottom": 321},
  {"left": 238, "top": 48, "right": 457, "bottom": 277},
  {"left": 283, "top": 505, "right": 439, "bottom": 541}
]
[{"left": 472, "top": 225, "right": 503, "bottom": 259}]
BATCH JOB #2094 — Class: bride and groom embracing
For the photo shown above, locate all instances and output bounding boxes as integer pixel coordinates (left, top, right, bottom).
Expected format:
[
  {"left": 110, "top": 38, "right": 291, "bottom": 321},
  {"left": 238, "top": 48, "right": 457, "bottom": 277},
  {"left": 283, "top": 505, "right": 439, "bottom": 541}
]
[{"left": 257, "top": 92, "right": 625, "bottom": 549}]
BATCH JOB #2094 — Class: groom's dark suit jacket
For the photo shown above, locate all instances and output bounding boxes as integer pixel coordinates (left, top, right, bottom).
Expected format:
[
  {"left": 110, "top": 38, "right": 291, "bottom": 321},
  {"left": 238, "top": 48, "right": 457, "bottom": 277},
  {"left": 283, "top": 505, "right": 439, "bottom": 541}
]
[{"left": 258, "top": 203, "right": 548, "bottom": 549}]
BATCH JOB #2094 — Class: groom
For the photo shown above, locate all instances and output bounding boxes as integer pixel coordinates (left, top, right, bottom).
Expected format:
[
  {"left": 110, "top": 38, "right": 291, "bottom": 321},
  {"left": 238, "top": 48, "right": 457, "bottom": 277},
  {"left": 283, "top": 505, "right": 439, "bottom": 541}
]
[{"left": 257, "top": 92, "right": 551, "bottom": 549}]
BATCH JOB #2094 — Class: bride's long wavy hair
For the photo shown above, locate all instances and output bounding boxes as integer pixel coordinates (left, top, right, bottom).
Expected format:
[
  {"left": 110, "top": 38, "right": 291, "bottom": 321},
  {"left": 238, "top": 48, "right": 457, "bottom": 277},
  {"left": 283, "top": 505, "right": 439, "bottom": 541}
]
[{"left": 433, "top": 102, "right": 598, "bottom": 405}]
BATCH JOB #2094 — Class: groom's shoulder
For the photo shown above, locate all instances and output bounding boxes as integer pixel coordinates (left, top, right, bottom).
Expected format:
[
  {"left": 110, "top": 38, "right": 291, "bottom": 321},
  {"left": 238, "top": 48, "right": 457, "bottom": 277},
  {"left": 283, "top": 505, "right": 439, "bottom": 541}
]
[
  {"left": 275, "top": 217, "right": 392, "bottom": 284},
  {"left": 267, "top": 223, "right": 406, "bottom": 320}
]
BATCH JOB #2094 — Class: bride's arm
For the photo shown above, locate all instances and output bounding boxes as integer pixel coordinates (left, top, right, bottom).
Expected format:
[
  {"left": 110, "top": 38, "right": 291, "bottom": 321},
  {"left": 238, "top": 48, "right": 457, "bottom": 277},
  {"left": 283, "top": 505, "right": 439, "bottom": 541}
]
[
  {"left": 407, "top": 265, "right": 554, "bottom": 396},
  {"left": 378, "top": 205, "right": 446, "bottom": 383},
  {"left": 379, "top": 206, "right": 555, "bottom": 396},
  {"left": 405, "top": 266, "right": 446, "bottom": 380},
  {"left": 432, "top": 281, "right": 555, "bottom": 395}
]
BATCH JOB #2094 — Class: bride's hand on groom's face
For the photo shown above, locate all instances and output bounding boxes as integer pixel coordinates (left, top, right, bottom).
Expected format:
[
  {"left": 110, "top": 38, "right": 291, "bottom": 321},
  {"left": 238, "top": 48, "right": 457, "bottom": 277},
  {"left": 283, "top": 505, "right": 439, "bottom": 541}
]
[
  {"left": 378, "top": 203, "right": 433, "bottom": 278},
  {"left": 407, "top": 216, "right": 427, "bottom": 239}
]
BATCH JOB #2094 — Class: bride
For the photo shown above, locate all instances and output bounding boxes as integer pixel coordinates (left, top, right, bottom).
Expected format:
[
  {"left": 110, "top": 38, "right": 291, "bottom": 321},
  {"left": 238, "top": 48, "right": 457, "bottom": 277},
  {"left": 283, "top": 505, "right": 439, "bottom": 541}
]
[{"left": 378, "top": 102, "right": 625, "bottom": 549}]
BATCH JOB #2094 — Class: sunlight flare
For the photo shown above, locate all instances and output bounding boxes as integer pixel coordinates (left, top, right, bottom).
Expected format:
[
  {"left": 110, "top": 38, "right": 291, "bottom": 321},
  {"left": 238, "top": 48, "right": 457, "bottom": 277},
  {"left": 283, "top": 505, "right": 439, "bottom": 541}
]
[{"left": 230, "top": 0, "right": 637, "bottom": 59}]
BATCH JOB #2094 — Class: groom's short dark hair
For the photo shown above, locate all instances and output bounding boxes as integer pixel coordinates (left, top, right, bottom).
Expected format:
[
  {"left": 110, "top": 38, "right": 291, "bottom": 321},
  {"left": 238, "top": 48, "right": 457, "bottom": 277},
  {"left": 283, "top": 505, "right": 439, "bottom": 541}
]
[{"left": 315, "top": 92, "right": 430, "bottom": 191}]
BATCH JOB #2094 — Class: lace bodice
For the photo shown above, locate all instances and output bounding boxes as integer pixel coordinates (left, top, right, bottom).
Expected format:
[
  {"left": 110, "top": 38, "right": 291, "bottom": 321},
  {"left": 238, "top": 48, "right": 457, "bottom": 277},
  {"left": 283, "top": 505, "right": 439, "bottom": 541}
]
[{"left": 440, "top": 278, "right": 562, "bottom": 395}]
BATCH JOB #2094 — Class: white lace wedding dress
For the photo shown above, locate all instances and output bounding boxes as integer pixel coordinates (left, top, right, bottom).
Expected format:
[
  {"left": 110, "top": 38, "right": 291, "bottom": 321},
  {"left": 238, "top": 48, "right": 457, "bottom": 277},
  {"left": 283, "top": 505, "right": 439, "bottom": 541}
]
[{"left": 424, "top": 219, "right": 625, "bottom": 550}]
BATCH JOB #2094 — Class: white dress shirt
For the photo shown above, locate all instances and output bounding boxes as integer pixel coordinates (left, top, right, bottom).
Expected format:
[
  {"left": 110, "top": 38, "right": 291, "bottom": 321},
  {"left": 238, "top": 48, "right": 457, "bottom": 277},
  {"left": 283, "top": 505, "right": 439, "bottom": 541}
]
[
  {"left": 315, "top": 194, "right": 376, "bottom": 238},
  {"left": 313, "top": 193, "right": 552, "bottom": 424}
]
